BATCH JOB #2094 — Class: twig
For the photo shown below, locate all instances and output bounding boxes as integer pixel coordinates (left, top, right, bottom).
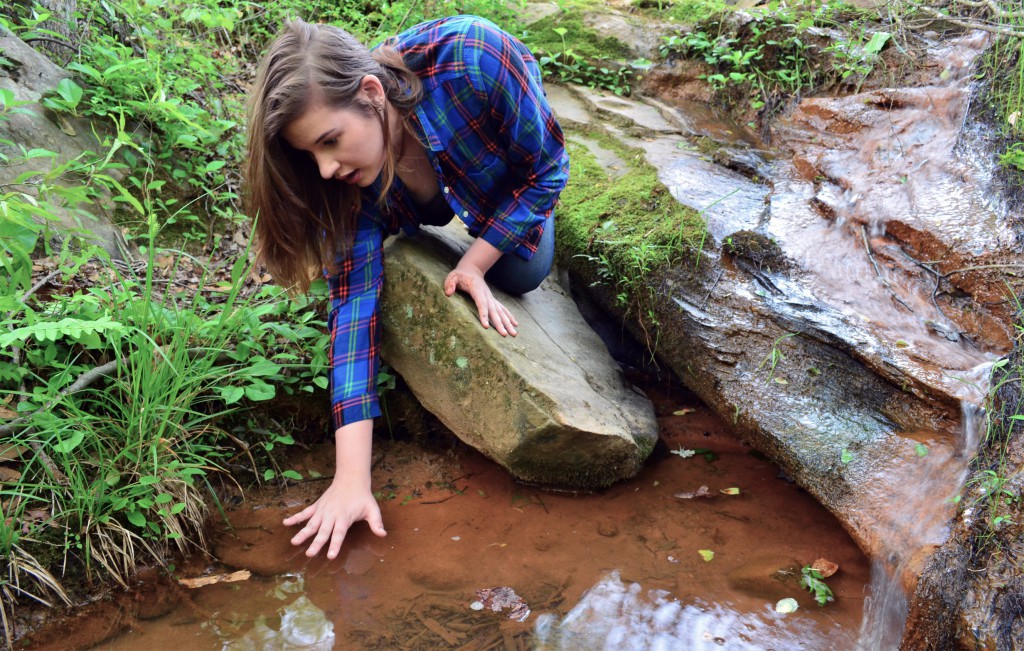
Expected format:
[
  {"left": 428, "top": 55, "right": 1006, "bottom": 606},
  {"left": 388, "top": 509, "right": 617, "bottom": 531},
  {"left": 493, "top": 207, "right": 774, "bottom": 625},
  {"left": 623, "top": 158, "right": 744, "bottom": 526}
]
[
  {"left": 22, "top": 270, "right": 61, "bottom": 304},
  {"left": 943, "top": 263, "right": 1024, "bottom": 276},
  {"left": 394, "top": 0, "right": 421, "bottom": 34},
  {"left": 28, "top": 437, "right": 70, "bottom": 485},
  {"left": 896, "top": 248, "right": 950, "bottom": 320},
  {"left": 21, "top": 37, "right": 78, "bottom": 51},
  {"left": 915, "top": 5, "right": 1024, "bottom": 37},
  {"left": 954, "top": 0, "right": 1024, "bottom": 20},
  {"left": 0, "top": 359, "right": 120, "bottom": 438},
  {"left": 861, "top": 226, "right": 913, "bottom": 312},
  {"left": 701, "top": 269, "right": 725, "bottom": 310}
]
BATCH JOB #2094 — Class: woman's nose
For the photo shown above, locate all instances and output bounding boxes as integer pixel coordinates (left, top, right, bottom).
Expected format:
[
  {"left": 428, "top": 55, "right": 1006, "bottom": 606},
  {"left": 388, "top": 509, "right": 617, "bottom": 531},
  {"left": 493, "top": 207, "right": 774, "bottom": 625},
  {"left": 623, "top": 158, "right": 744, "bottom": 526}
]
[{"left": 315, "top": 154, "right": 338, "bottom": 180}]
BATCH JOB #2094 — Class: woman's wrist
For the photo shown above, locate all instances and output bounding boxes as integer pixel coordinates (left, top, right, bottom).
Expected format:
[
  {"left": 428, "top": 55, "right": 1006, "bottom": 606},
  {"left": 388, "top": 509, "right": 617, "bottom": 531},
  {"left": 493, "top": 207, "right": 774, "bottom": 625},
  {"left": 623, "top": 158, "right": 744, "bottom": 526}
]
[{"left": 333, "top": 419, "right": 374, "bottom": 489}]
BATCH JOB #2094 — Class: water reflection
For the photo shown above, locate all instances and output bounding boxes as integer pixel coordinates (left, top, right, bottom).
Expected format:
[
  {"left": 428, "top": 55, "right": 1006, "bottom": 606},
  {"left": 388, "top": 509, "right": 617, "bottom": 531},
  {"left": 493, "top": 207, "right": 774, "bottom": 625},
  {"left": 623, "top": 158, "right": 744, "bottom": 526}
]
[
  {"left": 535, "top": 571, "right": 851, "bottom": 651},
  {"left": 221, "top": 574, "right": 334, "bottom": 651}
]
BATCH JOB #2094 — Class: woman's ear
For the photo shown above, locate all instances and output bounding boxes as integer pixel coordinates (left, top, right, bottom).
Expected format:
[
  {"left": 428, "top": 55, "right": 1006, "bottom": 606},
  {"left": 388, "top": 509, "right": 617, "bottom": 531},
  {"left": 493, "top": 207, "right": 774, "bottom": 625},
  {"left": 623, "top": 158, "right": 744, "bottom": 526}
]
[{"left": 359, "top": 74, "right": 386, "bottom": 107}]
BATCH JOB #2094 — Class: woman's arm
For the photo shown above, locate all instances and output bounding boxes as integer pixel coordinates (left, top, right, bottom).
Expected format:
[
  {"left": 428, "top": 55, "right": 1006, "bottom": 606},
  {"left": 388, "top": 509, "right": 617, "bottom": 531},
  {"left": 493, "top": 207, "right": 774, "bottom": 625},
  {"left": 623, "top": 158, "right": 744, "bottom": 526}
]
[
  {"left": 282, "top": 419, "right": 385, "bottom": 559},
  {"left": 285, "top": 217, "right": 387, "bottom": 558}
]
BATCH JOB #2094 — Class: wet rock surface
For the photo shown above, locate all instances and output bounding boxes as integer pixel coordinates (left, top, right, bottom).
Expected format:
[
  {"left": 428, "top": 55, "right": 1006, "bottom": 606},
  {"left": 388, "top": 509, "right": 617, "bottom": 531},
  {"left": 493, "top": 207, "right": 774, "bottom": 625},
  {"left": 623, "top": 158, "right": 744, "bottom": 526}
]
[
  {"left": 547, "top": 27, "right": 1020, "bottom": 645},
  {"left": 379, "top": 222, "right": 659, "bottom": 489}
]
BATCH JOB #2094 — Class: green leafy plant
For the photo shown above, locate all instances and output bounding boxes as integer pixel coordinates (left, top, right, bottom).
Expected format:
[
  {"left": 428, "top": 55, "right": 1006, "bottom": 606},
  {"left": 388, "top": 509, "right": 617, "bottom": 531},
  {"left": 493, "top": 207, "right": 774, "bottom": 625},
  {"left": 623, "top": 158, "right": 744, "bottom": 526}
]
[
  {"left": 758, "top": 333, "right": 796, "bottom": 383},
  {"left": 800, "top": 565, "right": 835, "bottom": 606}
]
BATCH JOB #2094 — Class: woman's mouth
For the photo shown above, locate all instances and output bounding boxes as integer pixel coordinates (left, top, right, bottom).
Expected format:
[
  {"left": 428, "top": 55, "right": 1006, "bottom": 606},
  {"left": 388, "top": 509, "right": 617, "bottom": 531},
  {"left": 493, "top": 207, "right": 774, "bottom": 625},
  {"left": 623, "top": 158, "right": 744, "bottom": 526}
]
[{"left": 339, "top": 169, "right": 360, "bottom": 184}]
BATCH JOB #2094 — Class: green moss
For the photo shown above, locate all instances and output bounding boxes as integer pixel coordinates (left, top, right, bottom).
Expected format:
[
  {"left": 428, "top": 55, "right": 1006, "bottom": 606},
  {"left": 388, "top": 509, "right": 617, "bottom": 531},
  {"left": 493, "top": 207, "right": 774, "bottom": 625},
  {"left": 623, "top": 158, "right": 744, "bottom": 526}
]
[
  {"left": 523, "top": 9, "right": 633, "bottom": 61},
  {"left": 557, "top": 128, "right": 706, "bottom": 305},
  {"left": 639, "top": 0, "right": 730, "bottom": 24}
]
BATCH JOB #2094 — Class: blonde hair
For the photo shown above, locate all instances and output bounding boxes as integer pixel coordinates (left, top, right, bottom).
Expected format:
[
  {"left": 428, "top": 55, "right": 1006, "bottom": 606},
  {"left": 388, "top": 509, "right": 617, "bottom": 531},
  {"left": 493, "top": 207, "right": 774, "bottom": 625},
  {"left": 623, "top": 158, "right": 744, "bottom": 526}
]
[{"left": 244, "top": 20, "right": 422, "bottom": 292}]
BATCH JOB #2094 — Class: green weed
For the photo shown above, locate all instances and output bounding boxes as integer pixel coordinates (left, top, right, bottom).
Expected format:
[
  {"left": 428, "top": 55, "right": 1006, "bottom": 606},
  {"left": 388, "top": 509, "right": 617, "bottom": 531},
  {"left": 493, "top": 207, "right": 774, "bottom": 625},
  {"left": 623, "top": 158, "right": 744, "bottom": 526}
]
[
  {"left": 800, "top": 565, "right": 835, "bottom": 606},
  {"left": 758, "top": 333, "right": 796, "bottom": 384}
]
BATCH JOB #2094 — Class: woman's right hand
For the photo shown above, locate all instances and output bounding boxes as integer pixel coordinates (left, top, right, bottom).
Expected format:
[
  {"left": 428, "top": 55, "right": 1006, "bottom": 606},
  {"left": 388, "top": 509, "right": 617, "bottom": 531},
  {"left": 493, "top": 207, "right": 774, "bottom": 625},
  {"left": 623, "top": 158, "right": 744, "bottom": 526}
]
[
  {"left": 282, "top": 419, "right": 384, "bottom": 559},
  {"left": 283, "top": 477, "right": 386, "bottom": 559}
]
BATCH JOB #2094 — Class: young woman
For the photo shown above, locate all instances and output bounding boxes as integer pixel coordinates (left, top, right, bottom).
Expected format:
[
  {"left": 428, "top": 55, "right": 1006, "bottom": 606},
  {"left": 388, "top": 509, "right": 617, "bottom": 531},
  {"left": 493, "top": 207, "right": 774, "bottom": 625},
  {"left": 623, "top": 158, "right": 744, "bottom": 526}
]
[{"left": 245, "top": 15, "right": 569, "bottom": 560}]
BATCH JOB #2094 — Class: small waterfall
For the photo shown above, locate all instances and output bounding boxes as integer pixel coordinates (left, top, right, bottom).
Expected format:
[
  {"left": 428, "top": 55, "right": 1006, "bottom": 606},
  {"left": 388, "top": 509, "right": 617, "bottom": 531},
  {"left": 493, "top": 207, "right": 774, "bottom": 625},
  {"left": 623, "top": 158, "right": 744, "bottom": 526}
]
[
  {"left": 855, "top": 560, "right": 908, "bottom": 651},
  {"left": 854, "top": 360, "right": 993, "bottom": 649}
]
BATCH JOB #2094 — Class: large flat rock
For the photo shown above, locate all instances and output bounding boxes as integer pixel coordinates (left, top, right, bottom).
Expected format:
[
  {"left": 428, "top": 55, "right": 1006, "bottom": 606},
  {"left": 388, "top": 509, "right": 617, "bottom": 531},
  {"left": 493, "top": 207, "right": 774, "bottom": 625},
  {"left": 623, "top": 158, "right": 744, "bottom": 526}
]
[{"left": 379, "top": 223, "right": 658, "bottom": 489}]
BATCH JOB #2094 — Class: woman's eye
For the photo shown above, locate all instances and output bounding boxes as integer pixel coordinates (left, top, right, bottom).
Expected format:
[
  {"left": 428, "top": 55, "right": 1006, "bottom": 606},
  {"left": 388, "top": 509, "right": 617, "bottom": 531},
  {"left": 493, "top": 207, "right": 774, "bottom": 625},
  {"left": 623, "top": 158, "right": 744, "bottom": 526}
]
[{"left": 322, "top": 138, "right": 337, "bottom": 146}]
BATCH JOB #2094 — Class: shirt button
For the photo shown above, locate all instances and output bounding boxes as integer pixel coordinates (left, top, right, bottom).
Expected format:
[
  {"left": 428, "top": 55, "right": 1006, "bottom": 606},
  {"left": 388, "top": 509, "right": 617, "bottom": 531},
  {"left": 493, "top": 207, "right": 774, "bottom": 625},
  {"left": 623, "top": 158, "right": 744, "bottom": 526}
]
[
  {"left": 443, "top": 187, "right": 450, "bottom": 194},
  {"left": 463, "top": 211, "right": 469, "bottom": 218}
]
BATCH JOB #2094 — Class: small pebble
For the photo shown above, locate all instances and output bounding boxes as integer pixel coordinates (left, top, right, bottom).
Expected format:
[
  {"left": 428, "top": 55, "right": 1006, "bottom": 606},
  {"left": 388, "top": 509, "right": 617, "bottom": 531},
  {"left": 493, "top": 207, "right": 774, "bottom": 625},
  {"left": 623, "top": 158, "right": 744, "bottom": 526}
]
[
  {"left": 470, "top": 601, "right": 484, "bottom": 611},
  {"left": 451, "top": 536, "right": 461, "bottom": 541}
]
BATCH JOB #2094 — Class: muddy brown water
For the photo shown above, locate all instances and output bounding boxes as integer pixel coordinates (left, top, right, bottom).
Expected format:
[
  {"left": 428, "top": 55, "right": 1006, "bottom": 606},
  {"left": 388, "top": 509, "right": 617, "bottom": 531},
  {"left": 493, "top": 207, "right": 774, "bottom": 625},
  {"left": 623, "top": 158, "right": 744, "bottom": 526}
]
[{"left": 67, "top": 386, "right": 869, "bottom": 650}]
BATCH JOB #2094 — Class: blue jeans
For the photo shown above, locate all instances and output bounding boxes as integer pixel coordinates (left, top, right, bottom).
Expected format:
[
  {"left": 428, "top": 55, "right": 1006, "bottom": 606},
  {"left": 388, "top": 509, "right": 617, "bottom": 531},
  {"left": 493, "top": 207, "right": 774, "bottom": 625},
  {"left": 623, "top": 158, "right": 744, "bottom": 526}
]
[
  {"left": 415, "top": 195, "right": 554, "bottom": 296},
  {"left": 485, "top": 213, "right": 554, "bottom": 296}
]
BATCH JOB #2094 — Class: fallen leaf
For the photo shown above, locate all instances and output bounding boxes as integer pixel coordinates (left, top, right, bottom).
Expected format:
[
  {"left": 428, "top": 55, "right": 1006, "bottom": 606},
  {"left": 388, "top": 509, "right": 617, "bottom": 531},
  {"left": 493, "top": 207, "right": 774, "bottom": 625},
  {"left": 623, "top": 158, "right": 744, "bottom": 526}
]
[
  {"left": 178, "top": 569, "right": 251, "bottom": 589},
  {"left": 698, "top": 549, "right": 714, "bottom": 562},
  {"left": 0, "top": 405, "right": 17, "bottom": 419},
  {"left": 0, "top": 467, "right": 21, "bottom": 483},
  {"left": 776, "top": 597, "right": 799, "bottom": 613},
  {"left": 719, "top": 487, "right": 741, "bottom": 495},
  {"left": 674, "top": 486, "right": 711, "bottom": 499},
  {"left": 0, "top": 444, "right": 26, "bottom": 461},
  {"left": 672, "top": 408, "right": 695, "bottom": 416},
  {"left": 475, "top": 586, "right": 531, "bottom": 622},
  {"left": 811, "top": 558, "right": 839, "bottom": 578},
  {"left": 21, "top": 509, "right": 50, "bottom": 534}
]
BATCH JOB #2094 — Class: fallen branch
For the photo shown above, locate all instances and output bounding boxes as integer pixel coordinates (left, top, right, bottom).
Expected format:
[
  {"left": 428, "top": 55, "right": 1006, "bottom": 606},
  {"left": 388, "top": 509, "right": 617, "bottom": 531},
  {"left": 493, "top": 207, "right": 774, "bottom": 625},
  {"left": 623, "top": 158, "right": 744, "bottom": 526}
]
[
  {"left": 0, "top": 359, "right": 120, "bottom": 438},
  {"left": 915, "top": 5, "right": 1024, "bottom": 38},
  {"left": 953, "top": 0, "right": 1024, "bottom": 20},
  {"left": 943, "top": 263, "right": 1024, "bottom": 277}
]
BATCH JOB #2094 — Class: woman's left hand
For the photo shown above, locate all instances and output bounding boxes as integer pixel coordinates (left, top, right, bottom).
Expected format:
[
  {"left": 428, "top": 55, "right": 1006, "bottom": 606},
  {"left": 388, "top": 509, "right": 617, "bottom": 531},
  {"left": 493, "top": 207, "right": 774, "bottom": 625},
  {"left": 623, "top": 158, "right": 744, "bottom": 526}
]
[{"left": 444, "top": 263, "right": 518, "bottom": 336}]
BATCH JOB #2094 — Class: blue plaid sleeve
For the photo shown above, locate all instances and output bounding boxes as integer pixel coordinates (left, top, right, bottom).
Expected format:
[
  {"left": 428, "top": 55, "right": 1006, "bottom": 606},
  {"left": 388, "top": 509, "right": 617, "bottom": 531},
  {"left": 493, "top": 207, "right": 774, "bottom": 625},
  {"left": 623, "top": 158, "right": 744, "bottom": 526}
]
[
  {"left": 465, "top": 20, "right": 568, "bottom": 258},
  {"left": 325, "top": 216, "right": 384, "bottom": 430}
]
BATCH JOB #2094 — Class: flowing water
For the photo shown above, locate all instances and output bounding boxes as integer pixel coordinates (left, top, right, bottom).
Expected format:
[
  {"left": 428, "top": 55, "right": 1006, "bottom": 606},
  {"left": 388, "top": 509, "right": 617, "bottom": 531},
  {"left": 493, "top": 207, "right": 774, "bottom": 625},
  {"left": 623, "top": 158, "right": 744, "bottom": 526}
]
[
  {"left": 854, "top": 360, "right": 993, "bottom": 649},
  {"left": 644, "top": 29, "right": 1008, "bottom": 648},
  {"left": 74, "top": 384, "right": 871, "bottom": 650}
]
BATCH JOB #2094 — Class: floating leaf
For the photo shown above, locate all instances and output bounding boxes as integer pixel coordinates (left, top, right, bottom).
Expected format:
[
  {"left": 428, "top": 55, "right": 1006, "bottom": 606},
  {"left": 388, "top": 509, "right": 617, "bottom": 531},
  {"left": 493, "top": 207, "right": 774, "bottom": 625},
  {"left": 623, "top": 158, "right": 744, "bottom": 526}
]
[
  {"left": 178, "top": 570, "right": 251, "bottom": 589},
  {"left": 775, "top": 598, "right": 799, "bottom": 613},
  {"left": 672, "top": 408, "right": 695, "bottom": 416},
  {"left": 698, "top": 549, "right": 714, "bottom": 562},
  {"left": 719, "top": 487, "right": 740, "bottom": 495},
  {"left": 811, "top": 558, "right": 839, "bottom": 578},
  {"left": 840, "top": 449, "right": 853, "bottom": 465},
  {"left": 455, "top": 357, "right": 469, "bottom": 369},
  {"left": 674, "top": 485, "right": 711, "bottom": 499},
  {"left": 915, "top": 443, "right": 929, "bottom": 457}
]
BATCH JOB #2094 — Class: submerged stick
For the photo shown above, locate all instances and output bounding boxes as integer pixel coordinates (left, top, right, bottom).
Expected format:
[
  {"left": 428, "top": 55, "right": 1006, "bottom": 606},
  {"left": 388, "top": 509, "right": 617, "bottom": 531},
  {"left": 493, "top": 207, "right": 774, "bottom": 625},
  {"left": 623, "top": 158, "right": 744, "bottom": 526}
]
[{"left": 861, "top": 226, "right": 913, "bottom": 313}]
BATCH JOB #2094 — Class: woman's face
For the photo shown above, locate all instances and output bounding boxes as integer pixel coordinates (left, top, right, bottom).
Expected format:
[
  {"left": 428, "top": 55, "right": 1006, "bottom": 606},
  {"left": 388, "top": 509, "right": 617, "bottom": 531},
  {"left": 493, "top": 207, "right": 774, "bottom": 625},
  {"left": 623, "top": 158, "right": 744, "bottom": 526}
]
[{"left": 283, "top": 93, "right": 385, "bottom": 188}]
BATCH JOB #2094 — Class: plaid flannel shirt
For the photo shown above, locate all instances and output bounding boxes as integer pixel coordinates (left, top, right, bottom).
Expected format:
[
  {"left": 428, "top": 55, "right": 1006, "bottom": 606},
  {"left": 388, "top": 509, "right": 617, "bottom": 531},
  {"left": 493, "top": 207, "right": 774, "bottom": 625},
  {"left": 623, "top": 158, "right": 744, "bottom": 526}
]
[{"left": 327, "top": 15, "right": 570, "bottom": 429}]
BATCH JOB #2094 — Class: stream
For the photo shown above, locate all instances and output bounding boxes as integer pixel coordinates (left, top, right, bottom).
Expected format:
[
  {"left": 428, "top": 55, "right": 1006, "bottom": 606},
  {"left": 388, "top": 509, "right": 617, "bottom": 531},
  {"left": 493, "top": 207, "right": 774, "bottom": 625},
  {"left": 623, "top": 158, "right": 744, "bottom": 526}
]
[{"left": 81, "top": 383, "right": 870, "bottom": 650}]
